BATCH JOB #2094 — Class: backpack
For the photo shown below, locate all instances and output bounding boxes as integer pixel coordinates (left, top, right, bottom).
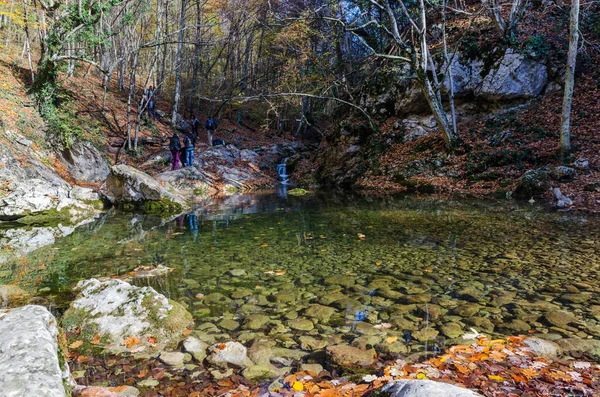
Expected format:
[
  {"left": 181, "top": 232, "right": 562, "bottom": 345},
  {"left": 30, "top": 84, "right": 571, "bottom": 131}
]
[
  {"left": 169, "top": 135, "right": 181, "bottom": 151},
  {"left": 205, "top": 118, "right": 216, "bottom": 130}
]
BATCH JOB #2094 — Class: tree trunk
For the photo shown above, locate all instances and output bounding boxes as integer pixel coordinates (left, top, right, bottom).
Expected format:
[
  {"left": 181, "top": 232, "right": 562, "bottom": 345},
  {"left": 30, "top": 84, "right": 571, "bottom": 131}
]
[
  {"left": 560, "top": 0, "right": 579, "bottom": 158},
  {"left": 171, "top": 0, "right": 186, "bottom": 124}
]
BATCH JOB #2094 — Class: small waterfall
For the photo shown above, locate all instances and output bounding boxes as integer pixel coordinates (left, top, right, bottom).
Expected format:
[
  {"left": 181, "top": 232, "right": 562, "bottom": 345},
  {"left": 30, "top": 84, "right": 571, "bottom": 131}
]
[{"left": 276, "top": 158, "right": 290, "bottom": 184}]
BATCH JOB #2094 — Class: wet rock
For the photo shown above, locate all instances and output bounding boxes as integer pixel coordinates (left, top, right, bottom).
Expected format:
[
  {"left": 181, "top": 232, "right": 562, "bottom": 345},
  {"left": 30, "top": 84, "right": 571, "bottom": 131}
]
[
  {"left": 204, "top": 292, "right": 231, "bottom": 304},
  {"left": 300, "top": 363, "right": 324, "bottom": 373},
  {"left": 544, "top": 310, "right": 579, "bottom": 329},
  {"left": 304, "top": 304, "right": 337, "bottom": 323},
  {"left": 523, "top": 337, "right": 562, "bottom": 358},
  {"left": 559, "top": 292, "right": 591, "bottom": 304},
  {"left": 159, "top": 351, "right": 185, "bottom": 366},
  {"left": 382, "top": 379, "right": 484, "bottom": 397},
  {"left": 326, "top": 345, "right": 376, "bottom": 367},
  {"left": 299, "top": 336, "right": 329, "bottom": 350},
  {"left": 101, "top": 165, "right": 187, "bottom": 213},
  {"left": 452, "top": 303, "right": 481, "bottom": 317},
  {"left": 466, "top": 317, "right": 495, "bottom": 332},
  {"left": 412, "top": 328, "right": 439, "bottom": 342},
  {"left": 228, "top": 269, "right": 246, "bottom": 277},
  {"left": 491, "top": 292, "right": 516, "bottom": 307},
  {"left": 219, "top": 319, "right": 240, "bottom": 331},
  {"left": 500, "top": 319, "right": 531, "bottom": 333},
  {"left": 455, "top": 287, "right": 484, "bottom": 303},
  {"left": 242, "top": 364, "right": 281, "bottom": 380},
  {"left": 62, "top": 279, "right": 193, "bottom": 351},
  {"left": 476, "top": 48, "right": 547, "bottom": 100},
  {"left": 182, "top": 337, "right": 208, "bottom": 362},
  {"left": 556, "top": 339, "right": 600, "bottom": 358},
  {"left": 377, "top": 341, "right": 409, "bottom": 356},
  {"left": 245, "top": 315, "right": 271, "bottom": 330},
  {"left": 0, "top": 305, "right": 71, "bottom": 397},
  {"left": 288, "top": 317, "right": 314, "bottom": 331},
  {"left": 324, "top": 275, "right": 356, "bottom": 288},
  {"left": 441, "top": 323, "right": 463, "bottom": 338},
  {"left": 247, "top": 339, "right": 275, "bottom": 365},
  {"left": 207, "top": 342, "right": 253, "bottom": 369},
  {"left": 399, "top": 294, "right": 432, "bottom": 304}
]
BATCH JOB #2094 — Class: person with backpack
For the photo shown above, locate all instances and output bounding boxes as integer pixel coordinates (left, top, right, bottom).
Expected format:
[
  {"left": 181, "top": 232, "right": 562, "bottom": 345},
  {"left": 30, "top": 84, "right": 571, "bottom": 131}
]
[
  {"left": 146, "top": 86, "right": 156, "bottom": 120},
  {"left": 190, "top": 114, "right": 200, "bottom": 136},
  {"left": 169, "top": 132, "right": 181, "bottom": 170},
  {"left": 183, "top": 129, "right": 197, "bottom": 167},
  {"left": 205, "top": 116, "right": 218, "bottom": 146}
]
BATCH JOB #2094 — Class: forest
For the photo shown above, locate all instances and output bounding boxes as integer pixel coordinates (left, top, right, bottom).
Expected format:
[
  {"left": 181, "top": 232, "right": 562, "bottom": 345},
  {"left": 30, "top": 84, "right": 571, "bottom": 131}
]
[{"left": 1, "top": 0, "right": 600, "bottom": 396}]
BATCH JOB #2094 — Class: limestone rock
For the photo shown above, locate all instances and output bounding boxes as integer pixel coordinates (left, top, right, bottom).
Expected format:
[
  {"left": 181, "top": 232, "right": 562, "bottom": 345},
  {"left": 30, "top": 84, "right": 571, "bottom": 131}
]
[
  {"left": 523, "top": 337, "right": 562, "bottom": 358},
  {"left": 242, "top": 364, "right": 281, "bottom": 380},
  {"left": 556, "top": 339, "right": 600, "bottom": 358},
  {"left": 183, "top": 337, "right": 209, "bottom": 362},
  {"left": 549, "top": 166, "right": 575, "bottom": 181},
  {"left": 58, "top": 140, "right": 110, "bottom": 183},
  {"left": 62, "top": 279, "right": 193, "bottom": 351},
  {"left": 476, "top": 49, "right": 547, "bottom": 100},
  {"left": 0, "top": 305, "right": 71, "bottom": 397},
  {"left": 513, "top": 168, "right": 549, "bottom": 199},
  {"left": 207, "top": 342, "right": 253, "bottom": 369},
  {"left": 102, "top": 165, "right": 187, "bottom": 213},
  {"left": 159, "top": 351, "right": 185, "bottom": 366},
  {"left": 382, "top": 379, "right": 484, "bottom": 397}
]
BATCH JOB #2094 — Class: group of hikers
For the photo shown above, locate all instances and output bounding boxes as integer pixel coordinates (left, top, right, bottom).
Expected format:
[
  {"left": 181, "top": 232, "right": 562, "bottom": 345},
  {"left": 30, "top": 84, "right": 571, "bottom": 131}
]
[
  {"left": 142, "top": 86, "right": 222, "bottom": 170},
  {"left": 168, "top": 116, "right": 219, "bottom": 170}
]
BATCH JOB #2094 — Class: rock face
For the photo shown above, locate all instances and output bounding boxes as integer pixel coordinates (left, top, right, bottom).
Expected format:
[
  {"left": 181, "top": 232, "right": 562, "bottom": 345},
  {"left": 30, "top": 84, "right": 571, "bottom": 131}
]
[
  {"left": 58, "top": 140, "right": 110, "bottom": 183},
  {"left": 156, "top": 145, "right": 271, "bottom": 196},
  {"left": 62, "top": 279, "right": 193, "bottom": 351},
  {"left": 382, "top": 380, "right": 484, "bottom": 397},
  {"left": 0, "top": 178, "right": 97, "bottom": 224},
  {"left": 476, "top": 49, "right": 548, "bottom": 100},
  {"left": 102, "top": 165, "right": 187, "bottom": 213},
  {"left": 0, "top": 305, "right": 71, "bottom": 397},
  {"left": 444, "top": 53, "right": 484, "bottom": 97}
]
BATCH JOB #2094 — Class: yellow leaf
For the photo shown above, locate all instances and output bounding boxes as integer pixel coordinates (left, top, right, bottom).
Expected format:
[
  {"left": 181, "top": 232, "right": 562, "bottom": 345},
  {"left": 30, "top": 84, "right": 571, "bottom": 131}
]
[
  {"left": 292, "top": 381, "right": 304, "bottom": 391},
  {"left": 69, "top": 340, "right": 83, "bottom": 349},
  {"left": 416, "top": 373, "right": 427, "bottom": 380},
  {"left": 261, "top": 244, "right": 268, "bottom": 247},
  {"left": 386, "top": 336, "right": 398, "bottom": 344},
  {"left": 488, "top": 375, "right": 505, "bottom": 381}
]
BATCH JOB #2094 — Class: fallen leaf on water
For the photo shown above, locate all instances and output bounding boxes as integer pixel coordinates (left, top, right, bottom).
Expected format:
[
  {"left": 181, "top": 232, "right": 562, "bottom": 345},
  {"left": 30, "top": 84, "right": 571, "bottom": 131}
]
[
  {"left": 357, "top": 233, "right": 366, "bottom": 239},
  {"left": 375, "top": 261, "right": 382, "bottom": 266},
  {"left": 373, "top": 323, "right": 392, "bottom": 329},
  {"left": 386, "top": 336, "right": 398, "bottom": 344},
  {"left": 275, "top": 270, "right": 286, "bottom": 275},
  {"left": 261, "top": 244, "right": 268, "bottom": 247},
  {"left": 109, "top": 386, "right": 129, "bottom": 393},
  {"left": 69, "top": 340, "right": 83, "bottom": 349},
  {"left": 195, "top": 293, "right": 205, "bottom": 299}
]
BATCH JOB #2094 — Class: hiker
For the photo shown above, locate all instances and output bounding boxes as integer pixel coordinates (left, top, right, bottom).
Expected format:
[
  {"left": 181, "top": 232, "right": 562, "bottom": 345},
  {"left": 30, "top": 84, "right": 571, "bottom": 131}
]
[
  {"left": 205, "top": 116, "right": 217, "bottom": 146},
  {"left": 183, "top": 129, "right": 197, "bottom": 167},
  {"left": 146, "top": 86, "right": 156, "bottom": 120},
  {"left": 190, "top": 114, "right": 200, "bottom": 136},
  {"left": 169, "top": 132, "right": 181, "bottom": 170}
]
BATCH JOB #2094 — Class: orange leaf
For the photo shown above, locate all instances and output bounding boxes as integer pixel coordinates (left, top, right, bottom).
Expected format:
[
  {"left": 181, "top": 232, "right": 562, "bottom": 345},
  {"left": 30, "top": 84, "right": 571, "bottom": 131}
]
[
  {"left": 90, "top": 334, "right": 101, "bottom": 345},
  {"left": 216, "top": 343, "right": 227, "bottom": 351},
  {"left": 121, "top": 336, "right": 141, "bottom": 349},
  {"left": 218, "top": 379, "right": 233, "bottom": 387},
  {"left": 454, "top": 363, "right": 470, "bottom": 374},
  {"left": 109, "top": 386, "right": 129, "bottom": 393},
  {"left": 521, "top": 368, "right": 539, "bottom": 379},
  {"left": 146, "top": 336, "right": 157, "bottom": 345},
  {"left": 136, "top": 369, "right": 148, "bottom": 378},
  {"left": 69, "top": 340, "right": 84, "bottom": 349},
  {"left": 182, "top": 329, "right": 192, "bottom": 336}
]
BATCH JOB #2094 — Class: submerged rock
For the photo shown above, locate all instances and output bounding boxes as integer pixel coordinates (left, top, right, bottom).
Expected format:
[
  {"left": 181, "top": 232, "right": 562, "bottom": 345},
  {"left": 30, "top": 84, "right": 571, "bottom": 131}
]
[
  {"left": 382, "top": 379, "right": 484, "bottom": 397},
  {"left": 102, "top": 165, "right": 187, "bottom": 214},
  {"left": 207, "top": 342, "right": 253, "bottom": 369},
  {"left": 62, "top": 279, "right": 193, "bottom": 351},
  {"left": 0, "top": 305, "right": 71, "bottom": 397},
  {"left": 326, "top": 345, "right": 376, "bottom": 368}
]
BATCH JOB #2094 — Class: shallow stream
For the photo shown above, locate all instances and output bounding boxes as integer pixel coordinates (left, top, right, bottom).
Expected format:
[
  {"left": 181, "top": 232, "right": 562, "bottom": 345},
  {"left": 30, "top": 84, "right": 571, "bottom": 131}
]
[{"left": 2, "top": 191, "right": 600, "bottom": 362}]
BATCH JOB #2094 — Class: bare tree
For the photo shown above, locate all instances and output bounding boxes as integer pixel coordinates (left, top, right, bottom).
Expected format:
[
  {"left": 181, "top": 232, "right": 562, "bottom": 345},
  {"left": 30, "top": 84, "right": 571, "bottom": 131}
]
[{"left": 560, "top": 0, "right": 580, "bottom": 157}]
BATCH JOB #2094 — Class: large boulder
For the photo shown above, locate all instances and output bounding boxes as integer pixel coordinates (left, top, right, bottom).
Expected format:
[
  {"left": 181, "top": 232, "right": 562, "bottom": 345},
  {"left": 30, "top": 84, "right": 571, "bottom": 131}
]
[
  {"left": 0, "top": 305, "right": 72, "bottom": 397},
  {"left": 476, "top": 49, "right": 548, "bottom": 100},
  {"left": 443, "top": 53, "right": 484, "bottom": 96},
  {"left": 102, "top": 165, "right": 187, "bottom": 213},
  {"left": 0, "top": 179, "right": 96, "bottom": 224},
  {"left": 156, "top": 145, "right": 271, "bottom": 196},
  {"left": 61, "top": 279, "right": 193, "bottom": 352},
  {"left": 58, "top": 140, "right": 110, "bottom": 183},
  {"left": 513, "top": 168, "right": 549, "bottom": 199},
  {"left": 382, "top": 380, "right": 483, "bottom": 397}
]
